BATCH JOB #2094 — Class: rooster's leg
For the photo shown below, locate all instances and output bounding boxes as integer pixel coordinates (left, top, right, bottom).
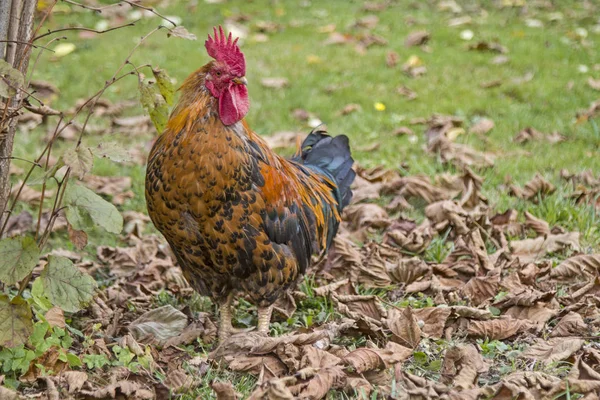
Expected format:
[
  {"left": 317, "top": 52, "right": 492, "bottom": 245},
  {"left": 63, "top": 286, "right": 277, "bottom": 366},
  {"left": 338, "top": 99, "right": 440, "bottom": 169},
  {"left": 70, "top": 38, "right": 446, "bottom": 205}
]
[
  {"left": 257, "top": 305, "right": 273, "bottom": 336},
  {"left": 218, "top": 293, "right": 235, "bottom": 341}
]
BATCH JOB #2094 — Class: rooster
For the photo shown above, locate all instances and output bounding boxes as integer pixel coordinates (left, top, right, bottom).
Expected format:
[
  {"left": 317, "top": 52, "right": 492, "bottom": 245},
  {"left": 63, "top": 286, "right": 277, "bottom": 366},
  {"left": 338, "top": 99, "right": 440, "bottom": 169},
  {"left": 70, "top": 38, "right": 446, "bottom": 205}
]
[{"left": 145, "top": 26, "right": 355, "bottom": 340}]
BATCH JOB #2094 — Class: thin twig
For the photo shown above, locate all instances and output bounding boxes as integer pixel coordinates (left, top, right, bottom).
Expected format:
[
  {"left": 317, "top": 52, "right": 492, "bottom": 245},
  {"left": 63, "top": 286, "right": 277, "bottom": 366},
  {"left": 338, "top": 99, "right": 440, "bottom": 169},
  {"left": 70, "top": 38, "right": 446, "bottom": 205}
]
[
  {"left": 34, "top": 21, "right": 137, "bottom": 42},
  {"left": 0, "top": 40, "right": 55, "bottom": 52},
  {"left": 0, "top": 157, "right": 43, "bottom": 167},
  {"left": 63, "top": 0, "right": 177, "bottom": 27}
]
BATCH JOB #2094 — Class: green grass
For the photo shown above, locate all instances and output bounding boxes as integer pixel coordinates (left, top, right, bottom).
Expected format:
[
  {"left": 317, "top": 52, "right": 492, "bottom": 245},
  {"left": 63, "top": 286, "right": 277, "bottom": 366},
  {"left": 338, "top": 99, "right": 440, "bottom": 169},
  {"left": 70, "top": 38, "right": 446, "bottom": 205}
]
[{"left": 10, "top": 0, "right": 600, "bottom": 398}]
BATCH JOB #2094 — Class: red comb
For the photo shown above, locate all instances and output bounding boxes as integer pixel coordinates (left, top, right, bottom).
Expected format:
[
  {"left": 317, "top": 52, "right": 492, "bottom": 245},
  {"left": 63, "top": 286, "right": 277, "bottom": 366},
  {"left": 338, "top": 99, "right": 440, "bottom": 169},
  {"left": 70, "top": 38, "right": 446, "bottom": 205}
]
[{"left": 205, "top": 26, "right": 246, "bottom": 76}]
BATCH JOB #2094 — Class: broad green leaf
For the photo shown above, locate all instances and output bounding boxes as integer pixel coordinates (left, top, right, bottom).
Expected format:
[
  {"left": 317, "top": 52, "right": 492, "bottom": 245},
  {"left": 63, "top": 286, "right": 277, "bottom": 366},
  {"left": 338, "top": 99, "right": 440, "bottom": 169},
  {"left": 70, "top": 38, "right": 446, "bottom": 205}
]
[
  {"left": 94, "top": 142, "right": 132, "bottom": 163},
  {"left": 0, "top": 60, "right": 25, "bottom": 98},
  {"left": 0, "top": 236, "right": 40, "bottom": 285},
  {"left": 167, "top": 26, "right": 197, "bottom": 40},
  {"left": 152, "top": 68, "right": 175, "bottom": 106},
  {"left": 62, "top": 147, "right": 93, "bottom": 179},
  {"left": 0, "top": 295, "right": 34, "bottom": 348},
  {"left": 27, "top": 160, "right": 65, "bottom": 186},
  {"left": 31, "top": 277, "right": 53, "bottom": 312},
  {"left": 63, "top": 183, "right": 123, "bottom": 234},
  {"left": 139, "top": 79, "right": 169, "bottom": 133},
  {"left": 40, "top": 256, "right": 97, "bottom": 313}
]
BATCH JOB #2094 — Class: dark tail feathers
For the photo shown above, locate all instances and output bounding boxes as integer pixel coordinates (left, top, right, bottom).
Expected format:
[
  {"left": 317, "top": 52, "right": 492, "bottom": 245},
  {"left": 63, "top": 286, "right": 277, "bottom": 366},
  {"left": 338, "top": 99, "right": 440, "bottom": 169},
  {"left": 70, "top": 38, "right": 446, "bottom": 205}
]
[{"left": 294, "top": 128, "right": 355, "bottom": 210}]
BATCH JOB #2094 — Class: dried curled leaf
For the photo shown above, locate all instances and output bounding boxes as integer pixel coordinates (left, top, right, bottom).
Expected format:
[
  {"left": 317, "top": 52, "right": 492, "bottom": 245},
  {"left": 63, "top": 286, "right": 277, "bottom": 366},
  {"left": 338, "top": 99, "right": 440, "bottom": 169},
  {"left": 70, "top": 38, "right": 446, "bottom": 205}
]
[
  {"left": 467, "top": 317, "right": 536, "bottom": 340},
  {"left": 386, "top": 257, "right": 430, "bottom": 284},
  {"left": 550, "top": 312, "right": 587, "bottom": 337},
  {"left": 524, "top": 211, "right": 550, "bottom": 236},
  {"left": 168, "top": 26, "right": 197, "bottom": 40},
  {"left": 343, "top": 348, "right": 386, "bottom": 373},
  {"left": 550, "top": 254, "right": 600, "bottom": 279},
  {"left": 211, "top": 381, "right": 240, "bottom": 400},
  {"left": 387, "top": 307, "right": 421, "bottom": 348},
  {"left": 522, "top": 337, "right": 584, "bottom": 364}
]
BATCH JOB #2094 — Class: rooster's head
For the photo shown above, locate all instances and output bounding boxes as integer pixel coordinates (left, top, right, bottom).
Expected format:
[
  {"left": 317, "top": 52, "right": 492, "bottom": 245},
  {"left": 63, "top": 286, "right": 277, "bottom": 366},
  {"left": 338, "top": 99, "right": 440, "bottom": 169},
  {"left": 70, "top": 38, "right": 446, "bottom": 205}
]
[{"left": 204, "top": 26, "right": 248, "bottom": 126}]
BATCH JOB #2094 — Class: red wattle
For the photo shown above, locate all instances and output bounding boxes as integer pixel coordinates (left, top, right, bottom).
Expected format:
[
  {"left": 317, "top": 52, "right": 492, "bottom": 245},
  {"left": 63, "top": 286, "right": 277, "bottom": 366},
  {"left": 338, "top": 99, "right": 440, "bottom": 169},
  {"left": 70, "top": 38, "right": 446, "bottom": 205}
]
[{"left": 218, "top": 84, "right": 249, "bottom": 126}]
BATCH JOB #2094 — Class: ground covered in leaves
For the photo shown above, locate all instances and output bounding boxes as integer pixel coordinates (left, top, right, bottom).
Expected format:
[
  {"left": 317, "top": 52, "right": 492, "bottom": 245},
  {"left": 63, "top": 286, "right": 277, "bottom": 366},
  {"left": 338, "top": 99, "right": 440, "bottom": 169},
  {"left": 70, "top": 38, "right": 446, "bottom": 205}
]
[{"left": 3, "top": 0, "right": 600, "bottom": 399}]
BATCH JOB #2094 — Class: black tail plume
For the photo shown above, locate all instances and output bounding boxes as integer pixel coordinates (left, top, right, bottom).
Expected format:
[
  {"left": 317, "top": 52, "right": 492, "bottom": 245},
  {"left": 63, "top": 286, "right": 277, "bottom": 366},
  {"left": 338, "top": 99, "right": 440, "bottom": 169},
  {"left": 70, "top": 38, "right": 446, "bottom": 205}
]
[{"left": 294, "top": 128, "right": 355, "bottom": 210}]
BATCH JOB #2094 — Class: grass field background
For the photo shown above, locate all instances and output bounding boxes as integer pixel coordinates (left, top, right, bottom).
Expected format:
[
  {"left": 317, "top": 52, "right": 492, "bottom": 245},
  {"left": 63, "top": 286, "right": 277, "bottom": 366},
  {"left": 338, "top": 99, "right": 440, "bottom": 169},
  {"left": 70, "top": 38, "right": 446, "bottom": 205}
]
[{"left": 7, "top": 0, "right": 600, "bottom": 397}]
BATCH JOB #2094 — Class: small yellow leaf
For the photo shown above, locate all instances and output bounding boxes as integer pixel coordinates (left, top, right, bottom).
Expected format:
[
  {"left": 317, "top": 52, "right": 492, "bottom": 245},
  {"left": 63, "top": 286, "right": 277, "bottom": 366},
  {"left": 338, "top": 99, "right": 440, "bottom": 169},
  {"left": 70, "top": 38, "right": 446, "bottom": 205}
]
[
  {"left": 405, "top": 55, "right": 422, "bottom": 67},
  {"left": 54, "top": 43, "right": 76, "bottom": 58},
  {"left": 374, "top": 102, "right": 386, "bottom": 111},
  {"left": 307, "top": 55, "right": 322, "bottom": 64},
  {"left": 447, "top": 127, "right": 465, "bottom": 141}
]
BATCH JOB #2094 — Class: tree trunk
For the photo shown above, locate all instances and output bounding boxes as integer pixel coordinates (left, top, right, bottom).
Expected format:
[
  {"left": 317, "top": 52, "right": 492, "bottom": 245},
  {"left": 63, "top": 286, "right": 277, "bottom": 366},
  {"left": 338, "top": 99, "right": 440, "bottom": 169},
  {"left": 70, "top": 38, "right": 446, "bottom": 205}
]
[{"left": 0, "top": 0, "right": 37, "bottom": 228}]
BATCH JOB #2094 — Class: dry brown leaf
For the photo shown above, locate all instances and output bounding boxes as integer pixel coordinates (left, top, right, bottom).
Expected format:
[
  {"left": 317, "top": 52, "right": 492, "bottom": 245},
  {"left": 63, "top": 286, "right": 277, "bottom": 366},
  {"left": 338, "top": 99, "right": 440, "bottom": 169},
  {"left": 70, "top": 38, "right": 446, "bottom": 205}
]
[
  {"left": 470, "top": 118, "right": 495, "bottom": 135},
  {"left": 588, "top": 78, "right": 600, "bottom": 91},
  {"left": 337, "top": 103, "right": 361, "bottom": 116},
  {"left": 60, "top": 371, "right": 88, "bottom": 394},
  {"left": 451, "top": 306, "right": 494, "bottom": 320},
  {"left": 386, "top": 51, "right": 399, "bottom": 68},
  {"left": 300, "top": 346, "right": 341, "bottom": 370},
  {"left": 551, "top": 254, "right": 600, "bottom": 280},
  {"left": 229, "top": 355, "right": 288, "bottom": 380},
  {"left": 510, "top": 232, "right": 580, "bottom": 263},
  {"left": 344, "top": 203, "right": 389, "bottom": 230},
  {"left": 165, "top": 369, "right": 193, "bottom": 393},
  {"left": 313, "top": 279, "right": 350, "bottom": 297},
  {"left": 504, "top": 303, "right": 559, "bottom": 323},
  {"left": 293, "top": 366, "right": 346, "bottom": 399},
  {"left": 384, "top": 221, "right": 432, "bottom": 254},
  {"left": 550, "top": 311, "right": 588, "bottom": 337},
  {"left": 462, "top": 274, "right": 500, "bottom": 306},
  {"left": 342, "top": 348, "right": 386, "bottom": 373},
  {"left": 405, "top": 30, "right": 430, "bottom": 47},
  {"left": 514, "top": 127, "right": 544, "bottom": 144},
  {"left": 356, "top": 246, "right": 393, "bottom": 288},
  {"left": 413, "top": 307, "right": 452, "bottom": 338},
  {"left": 260, "top": 77, "right": 289, "bottom": 89},
  {"left": 68, "top": 222, "right": 88, "bottom": 250},
  {"left": 80, "top": 380, "right": 154, "bottom": 399},
  {"left": 441, "top": 344, "right": 487, "bottom": 389},
  {"left": 468, "top": 41, "right": 508, "bottom": 53},
  {"left": 211, "top": 381, "right": 240, "bottom": 400},
  {"left": 524, "top": 211, "right": 550, "bottom": 236},
  {"left": 386, "top": 257, "right": 430, "bottom": 284},
  {"left": 387, "top": 307, "right": 421, "bottom": 348},
  {"left": 522, "top": 337, "right": 584, "bottom": 364},
  {"left": 354, "top": 15, "right": 379, "bottom": 29},
  {"left": 397, "top": 85, "right": 418, "bottom": 100},
  {"left": 467, "top": 317, "right": 536, "bottom": 340},
  {"left": 45, "top": 307, "right": 66, "bottom": 329}
]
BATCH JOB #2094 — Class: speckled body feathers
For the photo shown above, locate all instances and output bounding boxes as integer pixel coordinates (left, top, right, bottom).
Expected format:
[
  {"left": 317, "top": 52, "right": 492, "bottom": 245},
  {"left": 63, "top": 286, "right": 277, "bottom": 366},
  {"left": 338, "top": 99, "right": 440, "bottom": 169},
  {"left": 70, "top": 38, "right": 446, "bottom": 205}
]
[{"left": 145, "top": 66, "right": 354, "bottom": 307}]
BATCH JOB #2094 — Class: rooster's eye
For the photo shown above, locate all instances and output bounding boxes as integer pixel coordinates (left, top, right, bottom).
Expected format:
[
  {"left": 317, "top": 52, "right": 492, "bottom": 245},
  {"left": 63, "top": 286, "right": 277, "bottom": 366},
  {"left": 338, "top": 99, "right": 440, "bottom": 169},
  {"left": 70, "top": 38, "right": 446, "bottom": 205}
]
[{"left": 215, "top": 71, "right": 221, "bottom": 77}]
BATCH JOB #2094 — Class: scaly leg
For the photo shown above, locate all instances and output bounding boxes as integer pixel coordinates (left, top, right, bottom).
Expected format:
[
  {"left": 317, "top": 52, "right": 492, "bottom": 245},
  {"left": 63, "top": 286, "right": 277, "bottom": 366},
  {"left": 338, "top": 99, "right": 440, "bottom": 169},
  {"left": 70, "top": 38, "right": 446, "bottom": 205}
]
[
  {"left": 257, "top": 305, "right": 273, "bottom": 336},
  {"left": 218, "top": 293, "right": 235, "bottom": 341}
]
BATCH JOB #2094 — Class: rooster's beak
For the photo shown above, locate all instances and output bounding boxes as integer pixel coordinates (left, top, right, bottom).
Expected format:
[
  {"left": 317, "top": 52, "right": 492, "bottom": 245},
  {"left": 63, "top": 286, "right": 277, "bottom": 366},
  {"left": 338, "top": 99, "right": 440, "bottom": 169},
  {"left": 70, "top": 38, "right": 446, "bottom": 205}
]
[{"left": 233, "top": 77, "right": 248, "bottom": 86}]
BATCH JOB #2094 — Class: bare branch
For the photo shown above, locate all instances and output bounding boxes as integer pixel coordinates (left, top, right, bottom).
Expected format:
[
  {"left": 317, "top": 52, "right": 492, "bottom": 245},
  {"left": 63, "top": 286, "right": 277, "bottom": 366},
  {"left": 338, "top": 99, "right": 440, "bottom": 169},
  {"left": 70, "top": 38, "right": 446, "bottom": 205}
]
[
  {"left": 0, "top": 39, "right": 55, "bottom": 52},
  {"left": 34, "top": 21, "right": 137, "bottom": 41},
  {"left": 63, "top": 0, "right": 177, "bottom": 27}
]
